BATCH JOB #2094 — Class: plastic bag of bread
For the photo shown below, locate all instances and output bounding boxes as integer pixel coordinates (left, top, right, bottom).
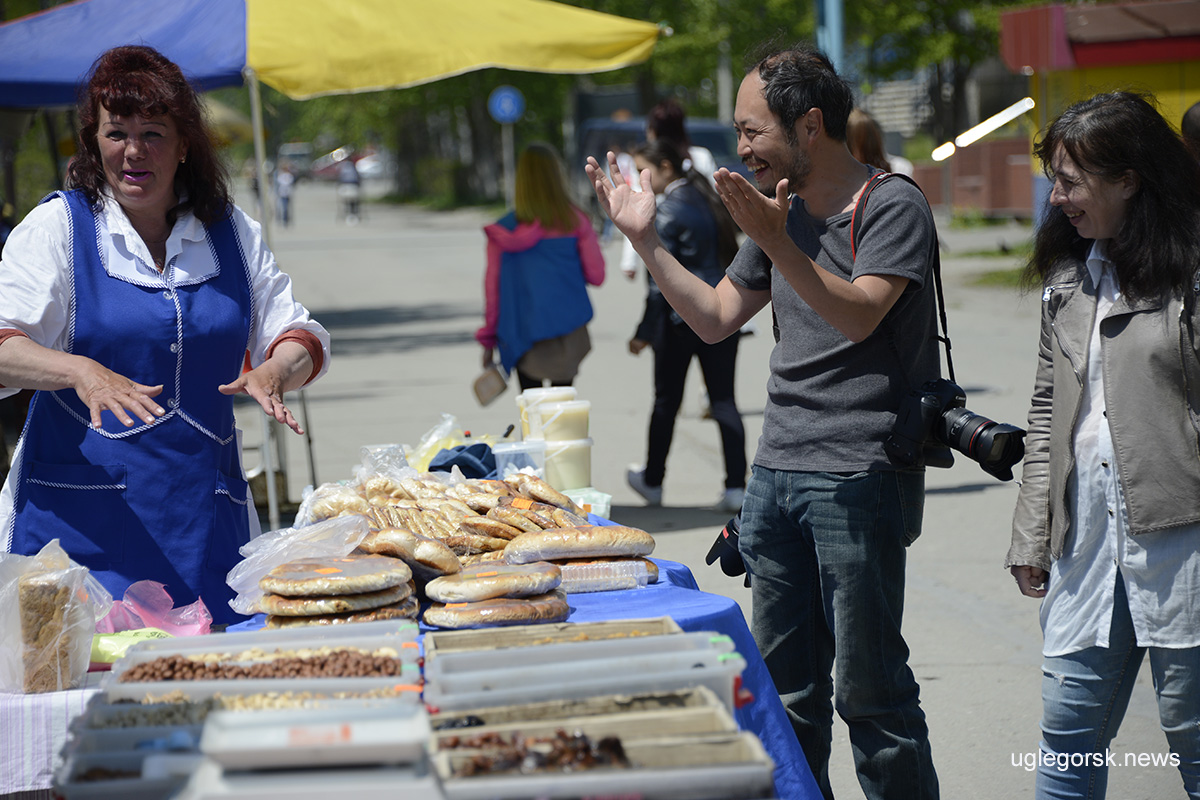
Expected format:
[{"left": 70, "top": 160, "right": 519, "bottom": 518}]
[
  {"left": 293, "top": 481, "right": 372, "bottom": 527},
  {"left": 0, "top": 539, "right": 112, "bottom": 693},
  {"left": 225, "top": 515, "right": 370, "bottom": 616}
]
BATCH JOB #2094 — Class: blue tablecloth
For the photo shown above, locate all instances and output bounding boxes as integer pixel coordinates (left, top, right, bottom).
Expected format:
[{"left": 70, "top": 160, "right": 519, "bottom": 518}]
[{"left": 233, "top": 557, "right": 819, "bottom": 800}]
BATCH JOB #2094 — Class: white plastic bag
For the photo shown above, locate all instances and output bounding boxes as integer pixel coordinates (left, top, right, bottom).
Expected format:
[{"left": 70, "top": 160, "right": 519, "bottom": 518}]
[
  {"left": 225, "top": 515, "right": 371, "bottom": 616},
  {"left": 0, "top": 539, "right": 112, "bottom": 693}
]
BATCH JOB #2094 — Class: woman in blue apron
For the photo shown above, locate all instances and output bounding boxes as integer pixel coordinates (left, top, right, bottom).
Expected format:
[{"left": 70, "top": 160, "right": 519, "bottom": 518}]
[{"left": 0, "top": 46, "right": 330, "bottom": 625}]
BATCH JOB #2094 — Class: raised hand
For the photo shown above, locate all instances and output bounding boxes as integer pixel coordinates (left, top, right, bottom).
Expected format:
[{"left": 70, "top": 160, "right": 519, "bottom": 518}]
[
  {"left": 714, "top": 168, "right": 791, "bottom": 249},
  {"left": 585, "top": 153, "right": 657, "bottom": 248}
]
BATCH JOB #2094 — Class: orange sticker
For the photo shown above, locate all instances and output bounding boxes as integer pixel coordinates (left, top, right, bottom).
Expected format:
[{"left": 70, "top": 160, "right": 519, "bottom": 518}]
[
  {"left": 511, "top": 497, "right": 534, "bottom": 509},
  {"left": 583, "top": 504, "right": 592, "bottom": 513},
  {"left": 475, "top": 570, "right": 500, "bottom": 578},
  {"left": 445, "top": 602, "right": 468, "bottom": 608},
  {"left": 314, "top": 568, "right": 343, "bottom": 574}
]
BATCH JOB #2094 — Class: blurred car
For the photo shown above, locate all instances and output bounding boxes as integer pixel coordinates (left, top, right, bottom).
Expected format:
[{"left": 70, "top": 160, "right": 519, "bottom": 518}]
[
  {"left": 575, "top": 117, "right": 750, "bottom": 181},
  {"left": 276, "top": 142, "right": 313, "bottom": 180}
]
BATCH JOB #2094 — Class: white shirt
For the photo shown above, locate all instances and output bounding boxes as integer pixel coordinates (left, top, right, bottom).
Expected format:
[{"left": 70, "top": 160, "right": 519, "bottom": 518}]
[
  {"left": 1041, "top": 240, "right": 1200, "bottom": 656},
  {"left": 0, "top": 190, "right": 330, "bottom": 398}
]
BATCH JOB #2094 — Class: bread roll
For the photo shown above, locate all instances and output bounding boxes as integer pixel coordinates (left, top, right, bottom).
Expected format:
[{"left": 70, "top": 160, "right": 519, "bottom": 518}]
[
  {"left": 259, "top": 554, "right": 412, "bottom": 596},
  {"left": 424, "top": 561, "right": 562, "bottom": 603},
  {"left": 359, "top": 527, "right": 461, "bottom": 582},
  {"left": 422, "top": 589, "right": 570, "bottom": 629},
  {"left": 504, "top": 525, "right": 655, "bottom": 564}
]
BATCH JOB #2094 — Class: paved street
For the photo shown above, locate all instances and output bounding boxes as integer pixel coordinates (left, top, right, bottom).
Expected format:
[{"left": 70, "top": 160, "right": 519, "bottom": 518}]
[{"left": 237, "top": 177, "right": 1181, "bottom": 800}]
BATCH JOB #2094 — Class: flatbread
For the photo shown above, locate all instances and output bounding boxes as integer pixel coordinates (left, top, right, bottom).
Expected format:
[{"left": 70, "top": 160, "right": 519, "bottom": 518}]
[
  {"left": 259, "top": 553, "right": 412, "bottom": 596},
  {"left": 422, "top": 589, "right": 570, "bottom": 630},
  {"left": 424, "top": 561, "right": 562, "bottom": 603},
  {"left": 359, "top": 527, "right": 461, "bottom": 582},
  {"left": 504, "top": 525, "right": 655, "bottom": 564},
  {"left": 264, "top": 595, "right": 420, "bottom": 629},
  {"left": 259, "top": 582, "right": 413, "bottom": 616}
]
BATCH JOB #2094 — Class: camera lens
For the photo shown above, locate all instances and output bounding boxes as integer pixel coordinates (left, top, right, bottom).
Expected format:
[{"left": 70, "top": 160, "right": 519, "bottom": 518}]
[{"left": 938, "top": 407, "right": 1026, "bottom": 481}]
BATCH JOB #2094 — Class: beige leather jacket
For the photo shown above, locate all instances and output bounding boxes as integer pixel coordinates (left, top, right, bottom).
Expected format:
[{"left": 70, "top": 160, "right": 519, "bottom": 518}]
[{"left": 1006, "top": 262, "right": 1200, "bottom": 571}]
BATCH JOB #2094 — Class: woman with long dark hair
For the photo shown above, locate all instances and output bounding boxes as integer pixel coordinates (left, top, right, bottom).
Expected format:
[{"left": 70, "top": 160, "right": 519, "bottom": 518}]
[
  {"left": 0, "top": 46, "right": 330, "bottom": 624},
  {"left": 1007, "top": 90, "right": 1200, "bottom": 798},
  {"left": 624, "top": 138, "right": 746, "bottom": 512}
]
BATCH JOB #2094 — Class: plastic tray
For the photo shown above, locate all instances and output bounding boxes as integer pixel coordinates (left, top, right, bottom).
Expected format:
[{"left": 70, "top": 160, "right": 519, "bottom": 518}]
[
  {"left": 81, "top": 692, "right": 421, "bottom": 730},
  {"left": 428, "top": 686, "right": 725, "bottom": 731},
  {"left": 433, "top": 703, "right": 737, "bottom": 748},
  {"left": 65, "top": 723, "right": 203, "bottom": 755},
  {"left": 424, "top": 651, "right": 747, "bottom": 712},
  {"left": 114, "top": 621, "right": 419, "bottom": 666},
  {"left": 176, "top": 760, "right": 445, "bottom": 800},
  {"left": 423, "top": 616, "right": 683, "bottom": 662},
  {"left": 55, "top": 750, "right": 190, "bottom": 800},
  {"left": 99, "top": 670, "right": 423, "bottom": 703},
  {"left": 424, "top": 630, "right": 734, "bottom": 680},
  {"left": 435, "top": 731, "right": 775, "bottom": 800},
  {"left": 199, "top": 703, "right": 430, "bottom": 771},
  {"left": 556, "top": 558, "right": 650, "bottom": 593}
]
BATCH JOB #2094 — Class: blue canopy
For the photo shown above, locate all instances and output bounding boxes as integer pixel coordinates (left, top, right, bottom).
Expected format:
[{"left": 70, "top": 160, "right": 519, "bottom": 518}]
[{"left": 0, "top": 0, "right": 246, "bottom": 109}]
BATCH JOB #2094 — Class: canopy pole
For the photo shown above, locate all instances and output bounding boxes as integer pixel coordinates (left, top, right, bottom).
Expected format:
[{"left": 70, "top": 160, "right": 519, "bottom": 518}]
[{"left": 244, "top": 67, "right": 281, "bottom": 532}]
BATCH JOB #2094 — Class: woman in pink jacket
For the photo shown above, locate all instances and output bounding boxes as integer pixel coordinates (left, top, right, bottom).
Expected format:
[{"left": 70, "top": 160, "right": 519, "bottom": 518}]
[{"left": 476, "top": 143, "right": 605, "bottom": 390}]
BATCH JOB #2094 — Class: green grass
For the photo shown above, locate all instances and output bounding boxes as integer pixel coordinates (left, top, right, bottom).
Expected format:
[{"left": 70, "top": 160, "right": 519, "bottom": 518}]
[{"left": 969, "top": 267, "right": 1025, "bottom": 289}]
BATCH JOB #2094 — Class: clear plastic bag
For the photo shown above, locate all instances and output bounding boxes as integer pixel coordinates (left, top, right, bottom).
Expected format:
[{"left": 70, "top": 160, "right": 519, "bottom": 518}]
[
  {"left": 0, "top": 539, "right": 112, "bottom": 693},
  {"left": 225, "top": 515, "right": 371, "bottom": 616}
]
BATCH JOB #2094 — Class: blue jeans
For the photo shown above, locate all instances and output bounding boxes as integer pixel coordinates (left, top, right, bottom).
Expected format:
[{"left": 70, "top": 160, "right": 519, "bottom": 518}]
[
  {"left": 739, "top": 464, "right": 938, "bottom": 800},
  {"left": 1036, "top": 575, "right": 1200, "bottom": 799}
]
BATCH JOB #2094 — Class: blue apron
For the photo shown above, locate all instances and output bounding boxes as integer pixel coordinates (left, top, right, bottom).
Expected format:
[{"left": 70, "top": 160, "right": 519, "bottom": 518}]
[{"left": 8, "top": 191, "right": 252, "bottom": 624}]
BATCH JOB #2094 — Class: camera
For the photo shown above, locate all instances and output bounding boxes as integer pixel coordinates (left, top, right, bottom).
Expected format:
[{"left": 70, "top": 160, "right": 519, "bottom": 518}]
[
  {"left": 705, "top": 511, "right": 750, "bottom": 587},
  {"left": 885, "top": 378, "right": 1026, "bottom": 481}
]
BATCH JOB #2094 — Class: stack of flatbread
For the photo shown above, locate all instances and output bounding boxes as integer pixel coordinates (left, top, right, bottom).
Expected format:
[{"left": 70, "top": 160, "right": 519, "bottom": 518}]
[
  {"left": 422, "top": 562, "right": 568, "bottom": 629},
  {"left": 258, "top": 554, "right": 418, "bottom": 629},
  {"left": 504, "top": 524, "right": 659, "bottom": 593}
]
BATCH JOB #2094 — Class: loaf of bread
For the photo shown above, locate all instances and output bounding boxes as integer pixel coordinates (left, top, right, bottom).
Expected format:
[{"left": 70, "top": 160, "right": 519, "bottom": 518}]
[
  {"left": 259, "top": 582, "right": 413, "bottom": 616},
  {"left": 504, "top": 525, "right": 655, "bottom": 565},
  {"left": 422, "top": 589, "right": 570, "bottom": 629},
  {"left": 19, "top": 572, "right": 74, "bottom": 693},
  {"left": 265, "top": 595, "right": 419, "bottom": 628},
  {"left": 259, "top": 554, "right": 412, "bottom": 596},
  {"left": 359, "top": 527, "right": 461, "bottom": 582},
  {"left": 424, "top": 561, "right": 562, "bottom": 603}
]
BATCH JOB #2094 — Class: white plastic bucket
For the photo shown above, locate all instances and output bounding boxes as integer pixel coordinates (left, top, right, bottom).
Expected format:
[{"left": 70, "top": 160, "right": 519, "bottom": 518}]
[
  {"left": 543, "top": 437, "right": 593, "bottom": 491},
  {"left": 517, "top": 387, "right": 577, "bottom": 438},
  {"left": 527, "top": 400, "right": 590, "bottom": 441}
]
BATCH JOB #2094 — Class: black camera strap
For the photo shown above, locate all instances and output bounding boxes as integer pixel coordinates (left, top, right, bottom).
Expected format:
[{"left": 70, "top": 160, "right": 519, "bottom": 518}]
[{"left": 851, "top": 171, "right": 956, "bottom": 383}]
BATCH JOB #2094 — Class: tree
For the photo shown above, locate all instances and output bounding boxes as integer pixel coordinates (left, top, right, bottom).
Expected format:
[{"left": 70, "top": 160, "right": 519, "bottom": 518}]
[{"left": 845, "top": 0, "right": 1045, "bottom": 142}]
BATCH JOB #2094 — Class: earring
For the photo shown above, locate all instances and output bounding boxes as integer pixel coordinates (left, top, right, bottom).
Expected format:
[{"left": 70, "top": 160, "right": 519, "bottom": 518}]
[{"left": 180, "top": 156, "right": 187, "bottom": 164}]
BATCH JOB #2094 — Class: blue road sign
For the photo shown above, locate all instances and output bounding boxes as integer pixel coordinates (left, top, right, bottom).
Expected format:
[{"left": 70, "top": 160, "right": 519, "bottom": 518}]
[{"left": 488, "top": 85, "right": 525, "bottom": 125}]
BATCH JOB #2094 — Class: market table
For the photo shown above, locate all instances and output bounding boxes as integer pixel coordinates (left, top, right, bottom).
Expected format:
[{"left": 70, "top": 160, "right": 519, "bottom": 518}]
[{"left": 0, "top": 558, "right": 821, "bottom": 800}]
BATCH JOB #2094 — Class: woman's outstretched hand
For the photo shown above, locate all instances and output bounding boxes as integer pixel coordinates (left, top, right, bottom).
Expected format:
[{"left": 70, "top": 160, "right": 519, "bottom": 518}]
[{"left": 74, "top": 359, "right": 165, "bottom": 428}]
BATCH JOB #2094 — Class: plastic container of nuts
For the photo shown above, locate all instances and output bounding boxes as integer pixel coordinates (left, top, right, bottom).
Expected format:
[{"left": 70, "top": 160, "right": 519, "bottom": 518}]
[{"left": 112, "top": 620, "right": 419, "bottom": 666}]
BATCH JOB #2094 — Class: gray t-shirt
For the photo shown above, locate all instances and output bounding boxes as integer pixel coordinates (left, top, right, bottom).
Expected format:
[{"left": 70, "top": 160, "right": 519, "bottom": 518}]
[{"left": 727, "top": 174, "right": 940, "bottom": 472}]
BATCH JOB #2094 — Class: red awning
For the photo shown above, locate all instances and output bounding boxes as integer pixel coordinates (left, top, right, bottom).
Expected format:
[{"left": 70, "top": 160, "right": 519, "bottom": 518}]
[{"left": 1000, "top": 0, "right": 1200, "bottom": 72}]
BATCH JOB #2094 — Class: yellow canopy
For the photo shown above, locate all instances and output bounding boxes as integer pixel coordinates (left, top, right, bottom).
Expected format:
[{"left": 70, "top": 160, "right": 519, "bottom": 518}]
[{"left": 246, "top": 0, "right": 660, "bottom": 100}]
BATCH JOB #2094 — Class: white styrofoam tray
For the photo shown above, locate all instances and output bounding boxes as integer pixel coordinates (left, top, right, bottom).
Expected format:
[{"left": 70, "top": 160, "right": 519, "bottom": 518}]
[
  {"left": 175, "top": 759, "right": 445, "bottom": 800},
  {"left": 99, "top": 670, "right": 423, "bottom": 703},
  {"left": 424, "top": 651, "right": 747, "bottom": 712},
  {"left": 436, "top": 731, "right": 775, "bottom": 800},
  {"left": 112, "top": 624, "right": 420, "bottom": 675},
  {"left": 199, "top": 703, "right": 430, "bottom": 770}
]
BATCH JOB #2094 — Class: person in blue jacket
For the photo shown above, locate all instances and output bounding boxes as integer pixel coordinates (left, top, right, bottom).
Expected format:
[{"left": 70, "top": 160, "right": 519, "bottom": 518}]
[
  {"left": 476, "top": 143, "right": 605, "bottom": 390},
  {"left": 624, "top": 138, "right": 747, "bottom": 512},
  {"left": 0, "top": 46, "right": 330, "bottom": 625}
]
